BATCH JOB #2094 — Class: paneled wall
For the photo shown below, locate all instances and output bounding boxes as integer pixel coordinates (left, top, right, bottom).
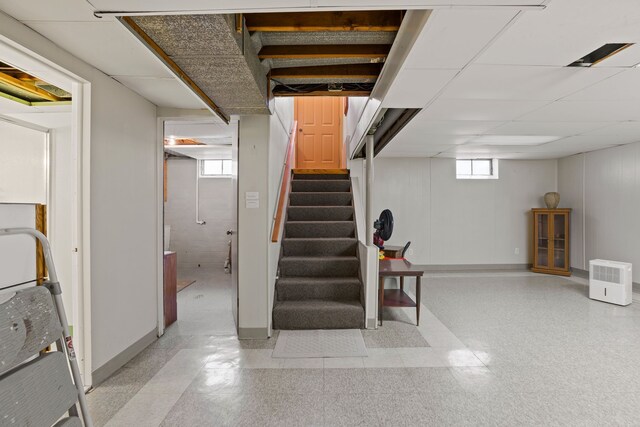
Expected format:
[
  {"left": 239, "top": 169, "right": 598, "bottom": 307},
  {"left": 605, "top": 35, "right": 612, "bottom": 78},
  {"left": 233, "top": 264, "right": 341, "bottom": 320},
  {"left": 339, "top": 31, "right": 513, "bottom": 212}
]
[
  {"left": 351, "top": 157, "right": 558, "bottom": 266},
  {"left": 558, "top": 142, "right": 640, "bottom": 283},
  {"left": 164, "top": 157, "right": 233, "bottom": 271}
]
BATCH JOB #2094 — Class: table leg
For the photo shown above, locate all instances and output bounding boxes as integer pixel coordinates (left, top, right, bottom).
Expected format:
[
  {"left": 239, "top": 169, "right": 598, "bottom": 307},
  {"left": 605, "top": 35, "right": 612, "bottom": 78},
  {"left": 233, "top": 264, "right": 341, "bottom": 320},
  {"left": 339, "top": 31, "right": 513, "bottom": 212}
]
[
  {"left": 378, "top": 276, "right": 384, "bottom": 326},
  {"left": 416, "top": 276, "right": 421, "bottom": 326},
  {"left": 400, "top": 276, "right": 404, "bottom": 292}
]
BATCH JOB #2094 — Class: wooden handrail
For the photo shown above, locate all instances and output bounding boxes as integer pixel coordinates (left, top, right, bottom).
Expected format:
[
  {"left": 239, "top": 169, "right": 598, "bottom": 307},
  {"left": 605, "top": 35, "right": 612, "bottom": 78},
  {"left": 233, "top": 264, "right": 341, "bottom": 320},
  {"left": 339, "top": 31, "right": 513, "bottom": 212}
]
[{"left": 271, "top": 120, "right": 297, "bottom": 242}]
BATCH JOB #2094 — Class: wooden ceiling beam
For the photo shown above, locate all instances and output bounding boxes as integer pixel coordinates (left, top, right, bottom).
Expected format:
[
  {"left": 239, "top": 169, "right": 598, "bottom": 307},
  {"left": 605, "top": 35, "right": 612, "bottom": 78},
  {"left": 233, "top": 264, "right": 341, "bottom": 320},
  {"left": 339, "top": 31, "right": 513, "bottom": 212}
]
[
  {"left": 164, "top": 138, "right": 205, "bottom": 146},
  {"left": 258, "top": 44, "right": 390, "bottom": 60},
  {"left": 244, "top": 11, "right": 402, "bottom": 32},
  {"left": 273, "top": 90, "right": 371, "bottom": 97},
  {"left": 270, "top": 63, "right": 382, "bottom": 79}
]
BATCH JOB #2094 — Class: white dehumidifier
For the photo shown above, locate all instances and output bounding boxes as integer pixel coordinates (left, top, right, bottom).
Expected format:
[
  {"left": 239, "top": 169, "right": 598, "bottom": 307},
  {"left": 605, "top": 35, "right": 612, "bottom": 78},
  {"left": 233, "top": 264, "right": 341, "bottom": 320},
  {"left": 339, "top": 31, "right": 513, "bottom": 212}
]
[{"left": 589, "top": 259, "right": 633, "bottom": 306}]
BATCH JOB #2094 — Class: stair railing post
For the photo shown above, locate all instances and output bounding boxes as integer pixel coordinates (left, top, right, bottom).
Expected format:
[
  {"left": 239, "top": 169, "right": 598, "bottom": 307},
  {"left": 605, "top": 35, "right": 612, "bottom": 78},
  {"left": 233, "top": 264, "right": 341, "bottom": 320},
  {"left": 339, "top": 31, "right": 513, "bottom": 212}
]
[{"left": 365, "top": 134, "right": 374, "bottom": 246}]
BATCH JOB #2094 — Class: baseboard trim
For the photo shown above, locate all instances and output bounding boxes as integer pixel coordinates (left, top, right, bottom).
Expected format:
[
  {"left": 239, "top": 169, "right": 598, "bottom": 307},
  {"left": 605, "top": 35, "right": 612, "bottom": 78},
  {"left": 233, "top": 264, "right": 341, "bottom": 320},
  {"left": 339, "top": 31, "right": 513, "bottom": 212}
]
[
  {"left": 413, "top": 263, "right": 531, "bottom": 272},
  {"left": 239, "top": 327, "right": 269, "bottom": 339},
  {"left": 92, "top": 328, "right": 157, "bottom": 386}
]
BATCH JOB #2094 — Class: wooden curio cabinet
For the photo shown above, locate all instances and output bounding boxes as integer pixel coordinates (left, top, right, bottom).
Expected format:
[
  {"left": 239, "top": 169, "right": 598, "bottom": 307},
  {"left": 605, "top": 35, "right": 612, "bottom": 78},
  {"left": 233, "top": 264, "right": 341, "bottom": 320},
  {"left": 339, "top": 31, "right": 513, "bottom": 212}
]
[{"left": 532, "top": 208, "right": 571, "bottom": 276}]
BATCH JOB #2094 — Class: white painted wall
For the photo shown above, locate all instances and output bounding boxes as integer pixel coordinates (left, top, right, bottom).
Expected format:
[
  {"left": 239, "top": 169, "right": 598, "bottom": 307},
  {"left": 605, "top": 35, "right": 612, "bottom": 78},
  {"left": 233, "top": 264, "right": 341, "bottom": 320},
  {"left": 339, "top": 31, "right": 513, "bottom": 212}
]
[
  {"left": 558, "top": 142, "right": 640, "bottom": 283},
  {"left": 0, "top": 120, "right": 47, "bottom": 204},
  {"left": 238, "top": 115, "right": 270, "bottom": 336},
  {"left": 0, "top": 204, "right": 36, "bottom": 289},
  {"left": 0, "top": 11, "right": 160, "bottom": 374},
  {"left": 165, "top": 157, "right": 233, "bottom": 271},
  {"left": 237, "top": 98, "right": 293, "bottom": 337},
  {"left": 354, "top": 157, "right": 557, "bottom": 266}
]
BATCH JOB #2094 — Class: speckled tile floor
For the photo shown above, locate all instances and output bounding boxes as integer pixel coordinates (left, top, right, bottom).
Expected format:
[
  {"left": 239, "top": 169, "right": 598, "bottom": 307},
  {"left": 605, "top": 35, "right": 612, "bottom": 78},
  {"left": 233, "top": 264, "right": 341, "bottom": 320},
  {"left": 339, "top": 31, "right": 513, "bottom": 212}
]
[{"left": 86, "top": 268, "right": 640, "bottom": 426}]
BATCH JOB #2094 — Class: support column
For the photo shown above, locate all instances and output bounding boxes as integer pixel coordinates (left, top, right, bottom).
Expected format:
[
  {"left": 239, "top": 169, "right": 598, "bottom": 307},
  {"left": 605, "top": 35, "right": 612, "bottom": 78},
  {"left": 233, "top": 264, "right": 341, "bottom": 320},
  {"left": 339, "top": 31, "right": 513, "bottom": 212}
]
[{"left": 365, "top": 134, "right": 374, "bottom": 246}]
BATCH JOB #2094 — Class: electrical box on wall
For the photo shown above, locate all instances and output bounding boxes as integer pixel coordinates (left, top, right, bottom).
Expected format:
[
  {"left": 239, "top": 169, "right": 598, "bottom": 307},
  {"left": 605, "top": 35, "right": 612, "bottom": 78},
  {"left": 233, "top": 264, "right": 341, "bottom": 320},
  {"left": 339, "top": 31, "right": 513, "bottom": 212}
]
[{"left": 589, "top": 259, "right": 633, "bottom": 306}]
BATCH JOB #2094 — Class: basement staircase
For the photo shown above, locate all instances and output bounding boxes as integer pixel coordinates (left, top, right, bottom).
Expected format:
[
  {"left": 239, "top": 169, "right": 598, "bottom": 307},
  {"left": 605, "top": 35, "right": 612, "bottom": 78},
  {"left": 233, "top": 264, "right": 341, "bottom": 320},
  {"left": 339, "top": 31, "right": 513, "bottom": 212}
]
[{"left": 273, "top": 170, "right": 365, "bottom": 329}]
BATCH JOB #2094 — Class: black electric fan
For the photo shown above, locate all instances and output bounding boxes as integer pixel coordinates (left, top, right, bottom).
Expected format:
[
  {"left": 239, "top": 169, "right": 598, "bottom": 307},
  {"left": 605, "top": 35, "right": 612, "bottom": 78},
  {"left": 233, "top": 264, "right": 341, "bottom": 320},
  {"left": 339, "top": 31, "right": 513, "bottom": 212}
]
[{"left": 373, "top": 209, "right": 394, "bottom": 249}]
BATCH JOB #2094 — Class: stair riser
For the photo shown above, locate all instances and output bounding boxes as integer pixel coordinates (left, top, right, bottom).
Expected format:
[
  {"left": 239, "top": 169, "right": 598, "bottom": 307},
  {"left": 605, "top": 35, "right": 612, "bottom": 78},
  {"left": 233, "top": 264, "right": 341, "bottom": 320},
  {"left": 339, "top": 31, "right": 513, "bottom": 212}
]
[
  {"left": 287, "top": 207, "right": 354, "bottom": 221},
  {"left": 273, "top": 305, "right": 364, "bottom": 329},
  {"left": 289, "top": 192, "right": 352, "bottom": 206},
  {"left": 291, "top": 180, "right": 351, "bottom": 193},
  {"left": 293, "top": 174, "right": 349, "bottom": 180},
  {"left": 279, "top": 259, "right": 359, "bottom": 277},
  {"left": 276, "top": 282, "right": 361, "bottom": 301},
  {"left": 285, "top": 222, "right": 355, "bottom": 238},
  {"left": 283, "top": 239, "right": 357, "bottom": 256}
]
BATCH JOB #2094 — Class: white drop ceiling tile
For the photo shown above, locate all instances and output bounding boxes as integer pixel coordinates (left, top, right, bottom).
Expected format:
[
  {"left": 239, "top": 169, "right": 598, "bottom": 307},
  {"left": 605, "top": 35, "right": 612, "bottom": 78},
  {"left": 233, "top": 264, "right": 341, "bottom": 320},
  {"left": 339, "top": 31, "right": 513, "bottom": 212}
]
[
  {"left": 381, "top": 68, "right": 459, "bottom": 108},
  {"left": 113, "top": 76, "right": 206, "bottom": 109},
  {"left": 518, "top": 99, "right": 640, "bottom": 122},
  {"left": 0, "top": 0, "right": 101, "bottom": 22},
  {"left": 379, "top": 151, "right": 440, "bottom": 158},
  {"left": 563, "top": 69, "right": 640, "bottom": 101},
  {"left": 403, "top": 8, "right": 519, "bottom": 69},
  {"left": 533, "top": 135, "right": 622, "bottom": 153},
  {"left": 487, "top": 121, "right": 614, "bottom": 137},
  {"left": 420, "top": 98, "right": 549, "bottom": 122},
  {"left": 391, "top": 130, "right": 473, "bottom": 147},
  {"left": 165, "top": 122, "right": 231, "bottom": 139},
  {"left": 478, "top": 0, "right": 640, "bottom": 66},
  {"left": 440, "top": 65, "right": 621, "bottom": 101},
  {"left": 22, "top": 21, "right": 172, "bottom": 78},
  {"left": 579, "top": 121, "right": 640, "bottom": 142},
  {"left": 165, "top": 146, "right": 232, "bottom": 160},
  {"left": 400, "top": 119, "right": 503, "bottom": 135}
]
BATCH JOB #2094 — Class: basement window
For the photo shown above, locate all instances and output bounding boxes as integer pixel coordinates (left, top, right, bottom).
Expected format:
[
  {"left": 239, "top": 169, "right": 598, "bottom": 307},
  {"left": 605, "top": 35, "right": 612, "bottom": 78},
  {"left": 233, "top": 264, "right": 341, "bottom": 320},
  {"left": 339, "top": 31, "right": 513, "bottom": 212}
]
[
  {"left": 200, "top": 159, "right": 232, "bottom": 177},
  {"left": 456, "top": 159, "right": 499, "bottom": 180}
]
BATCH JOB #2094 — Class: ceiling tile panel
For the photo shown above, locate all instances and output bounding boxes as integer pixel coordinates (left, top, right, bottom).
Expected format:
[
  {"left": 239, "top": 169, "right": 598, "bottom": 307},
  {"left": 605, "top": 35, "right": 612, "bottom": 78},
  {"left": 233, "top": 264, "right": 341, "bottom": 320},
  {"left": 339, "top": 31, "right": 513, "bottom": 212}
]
[
  {"left": 381, "top": 68, "right": 459, "bottom": 108},
  {"left": 23, "top": 21, "right": 173, "bottom": 78},
  {"left": 440, "top": 65, "right": 622, "bottom": 101},
  {"left": 420, "top": 98, "right": 549, "bottom": 121},
  {"left": 403, "top": 8, "right": 519, "bottom": 69}
]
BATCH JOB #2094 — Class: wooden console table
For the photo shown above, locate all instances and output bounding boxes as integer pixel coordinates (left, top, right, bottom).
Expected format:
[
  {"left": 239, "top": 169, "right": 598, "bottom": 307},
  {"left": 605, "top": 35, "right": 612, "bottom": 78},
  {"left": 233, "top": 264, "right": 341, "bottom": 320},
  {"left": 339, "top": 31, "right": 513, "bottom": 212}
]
[{"left": 378, "top": 259, "right": 424, "bottom": 326}]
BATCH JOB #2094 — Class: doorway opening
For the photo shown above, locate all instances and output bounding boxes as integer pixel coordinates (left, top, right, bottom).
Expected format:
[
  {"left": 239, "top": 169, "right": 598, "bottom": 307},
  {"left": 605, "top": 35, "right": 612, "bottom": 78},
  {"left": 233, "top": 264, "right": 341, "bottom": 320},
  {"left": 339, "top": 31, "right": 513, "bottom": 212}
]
[
  {"left": 0, "top": 40, "right": 91, "bottom": 385},
  {"left": 160, "top": 118, "right": 239, "bottom": 338}
]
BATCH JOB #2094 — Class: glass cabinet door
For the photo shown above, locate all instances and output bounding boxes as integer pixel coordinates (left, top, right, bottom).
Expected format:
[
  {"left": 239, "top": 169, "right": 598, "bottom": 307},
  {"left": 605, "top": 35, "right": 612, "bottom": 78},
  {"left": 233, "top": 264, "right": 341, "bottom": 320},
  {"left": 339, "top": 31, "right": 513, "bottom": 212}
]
[
  {"left": 552, "top": 213, "right": 567, "bottom": 269},
  {"left": 536, "top": 213, "right": 549, "bottom": 268}
]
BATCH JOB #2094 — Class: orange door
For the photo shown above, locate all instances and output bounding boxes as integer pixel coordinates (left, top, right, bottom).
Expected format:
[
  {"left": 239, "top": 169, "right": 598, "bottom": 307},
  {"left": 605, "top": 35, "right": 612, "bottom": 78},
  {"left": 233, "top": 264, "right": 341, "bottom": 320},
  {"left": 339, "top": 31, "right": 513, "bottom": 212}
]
[{"left": 295, "top": 97, "right": 344, "bottom": 169}]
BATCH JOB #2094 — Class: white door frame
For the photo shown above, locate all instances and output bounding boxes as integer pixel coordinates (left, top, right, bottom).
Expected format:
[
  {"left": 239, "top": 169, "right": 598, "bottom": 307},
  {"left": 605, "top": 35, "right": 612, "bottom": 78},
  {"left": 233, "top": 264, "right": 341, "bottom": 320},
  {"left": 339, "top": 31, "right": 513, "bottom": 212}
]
[
  {"left": 0, "top": 38, "right": 93, "bottom": 387},
  {"left": 155, "top": 111, "right": 215, "bottom": 336}
]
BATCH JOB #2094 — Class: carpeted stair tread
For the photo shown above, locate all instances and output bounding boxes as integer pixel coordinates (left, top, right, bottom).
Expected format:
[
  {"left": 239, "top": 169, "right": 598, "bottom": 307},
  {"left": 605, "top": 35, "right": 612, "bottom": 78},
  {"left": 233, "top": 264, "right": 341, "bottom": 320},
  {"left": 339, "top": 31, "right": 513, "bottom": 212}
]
[
  {"left": 273, "top": 300, "right": 365, "bottom": 329},
  {"left": 285, "top": 221, "right": 355, "bottom": 238},
  {"left": 291, "top": 180, "right": 351, "bottom": 192},
  {"left": 283, "top": 238, "right": 357, "bottom": 257},
  {"left": 293, "top": 173, "right": 349, "bottom": 180},
  {"left": 273, "top": 170, "right": 364, "bottom": 330},
  {"left": 289, "top": 192, "right": 352, "bottom": 206},
  {"left": 287, "top": 206, "right": 354, "bottom": 221},
  {"left": 276, "top": 277, "right": 362, "bottom": 301},
  {"left": 279, "top": 256, "right": 359, "bottom": 277}
]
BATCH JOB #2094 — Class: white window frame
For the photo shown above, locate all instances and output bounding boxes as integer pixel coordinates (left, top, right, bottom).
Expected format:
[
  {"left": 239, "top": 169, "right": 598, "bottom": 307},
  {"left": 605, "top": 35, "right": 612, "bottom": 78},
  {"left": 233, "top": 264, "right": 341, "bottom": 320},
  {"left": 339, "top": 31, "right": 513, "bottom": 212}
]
[
  {"left": 456, "top": 158, "right": 499, "bottom": 180},
  {"left": 200, "top": 159, "right": 232, "bottom": 178}
]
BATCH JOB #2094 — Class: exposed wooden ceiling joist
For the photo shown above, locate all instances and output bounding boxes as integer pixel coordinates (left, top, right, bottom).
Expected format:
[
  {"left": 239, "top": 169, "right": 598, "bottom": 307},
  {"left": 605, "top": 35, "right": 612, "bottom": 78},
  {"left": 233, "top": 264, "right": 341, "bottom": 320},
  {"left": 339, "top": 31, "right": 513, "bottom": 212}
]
[
  {"left": 164, "top": 138, "right": 205, "bottom": 146},
  {"left": 244, "top": 11, "right": 403, "bottom": 32},
  {"left": 273, "top": 90, "right": 371, "bottom": 97},
  {"left": 258, "top": 44, "right": 390, "bottom": 60},
  {"left": 270, "top": 63, "right": 382, "bottom": 79}
]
